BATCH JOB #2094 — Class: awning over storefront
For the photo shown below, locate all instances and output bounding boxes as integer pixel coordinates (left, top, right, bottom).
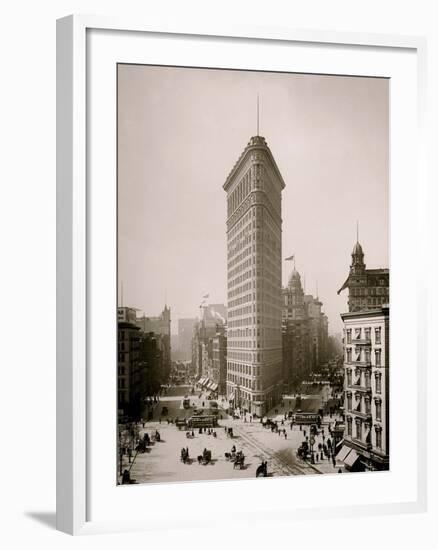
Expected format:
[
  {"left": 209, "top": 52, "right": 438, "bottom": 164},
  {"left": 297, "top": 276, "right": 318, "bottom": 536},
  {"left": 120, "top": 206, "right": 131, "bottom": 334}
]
[
  {"left": 337, "top": 445, "right": 352, "bottom": 462},
  {"left": 198, "top": 377, "right": 205, "bottom": 385},
  {"left": 344, "top": 449, "right": 360, "bottom": 468},
  {"left": 210, "top": 383, "right": 218, "bottom": 391},
  {"left": 229, "top": 393, "right": 235, "bottom": 401}
]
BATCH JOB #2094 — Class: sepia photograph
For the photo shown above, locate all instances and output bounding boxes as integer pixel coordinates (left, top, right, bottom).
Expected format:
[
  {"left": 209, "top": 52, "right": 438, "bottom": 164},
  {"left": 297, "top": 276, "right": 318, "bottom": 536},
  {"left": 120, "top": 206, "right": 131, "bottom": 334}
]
[{"left": 116, "top": 64, "right": 389, "bottom": 485}]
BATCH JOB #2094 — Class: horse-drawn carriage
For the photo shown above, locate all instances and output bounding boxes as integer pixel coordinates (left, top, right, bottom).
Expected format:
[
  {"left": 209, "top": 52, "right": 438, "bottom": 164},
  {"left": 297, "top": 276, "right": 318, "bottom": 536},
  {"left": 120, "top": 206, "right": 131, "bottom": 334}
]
[
  {"left": 233, "top": 451, "right": 245, "bottom": 469},
  {"left": 197, "top": 448, "right": 211, "bottom": 465},
  {"left": 256, "top": 461, "right": 268, "bottom": 477},
  {"left": 262, "top": 418, "right": 276, "bottom": 429},
  {"left": 224, "top": 447, "right": 245, "bottom": 469},
  {"left": 296, "top": 441, "right": 310, "bottom": 460},
  {"left": 180, "top": 447, "right": 190, "bottom": 463}
]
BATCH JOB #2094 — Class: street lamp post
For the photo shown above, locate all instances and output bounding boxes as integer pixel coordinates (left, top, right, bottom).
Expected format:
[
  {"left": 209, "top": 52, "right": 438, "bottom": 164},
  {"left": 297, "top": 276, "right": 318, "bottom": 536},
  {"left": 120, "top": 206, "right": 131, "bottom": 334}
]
[{"left": 310, "top": 435, "right": 315, "bottom": 464}]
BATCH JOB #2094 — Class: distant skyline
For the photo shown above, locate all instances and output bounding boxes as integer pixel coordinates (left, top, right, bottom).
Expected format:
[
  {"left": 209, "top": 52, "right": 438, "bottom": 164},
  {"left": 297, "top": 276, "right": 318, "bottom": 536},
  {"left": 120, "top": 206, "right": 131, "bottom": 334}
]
[{"left": 118, "top": 65, "right": 389, "bottom": 334}]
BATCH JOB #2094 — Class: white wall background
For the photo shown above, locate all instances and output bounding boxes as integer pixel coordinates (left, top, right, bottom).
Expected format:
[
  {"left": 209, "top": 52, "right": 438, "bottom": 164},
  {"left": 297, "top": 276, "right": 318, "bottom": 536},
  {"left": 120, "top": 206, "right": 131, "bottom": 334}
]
[{"left": 0, "top": 0, "right": 436, "bottom": 547}]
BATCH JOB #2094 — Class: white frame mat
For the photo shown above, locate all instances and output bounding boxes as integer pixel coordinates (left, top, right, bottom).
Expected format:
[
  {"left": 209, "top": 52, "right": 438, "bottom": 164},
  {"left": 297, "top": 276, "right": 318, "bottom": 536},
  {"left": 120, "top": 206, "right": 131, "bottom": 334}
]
[{"left": 56, "top": 15, "right": 428, "bottom": 535}]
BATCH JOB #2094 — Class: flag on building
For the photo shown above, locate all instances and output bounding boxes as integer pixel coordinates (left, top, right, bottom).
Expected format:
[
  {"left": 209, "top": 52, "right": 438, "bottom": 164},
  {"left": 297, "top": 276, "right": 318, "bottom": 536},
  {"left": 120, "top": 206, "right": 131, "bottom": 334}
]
[
  {"left": 202, "top": 294, "right": 209, "bottom": 299},
  {"left": 285, "top": 255, "right": 294, "bottom": 261}
]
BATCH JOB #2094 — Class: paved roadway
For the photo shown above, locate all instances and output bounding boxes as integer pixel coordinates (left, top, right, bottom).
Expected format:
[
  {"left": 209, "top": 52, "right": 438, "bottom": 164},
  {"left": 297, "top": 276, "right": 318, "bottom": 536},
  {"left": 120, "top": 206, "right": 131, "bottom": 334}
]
[{"left": 119, "top": 385, "right": 345, "bottom": 484}]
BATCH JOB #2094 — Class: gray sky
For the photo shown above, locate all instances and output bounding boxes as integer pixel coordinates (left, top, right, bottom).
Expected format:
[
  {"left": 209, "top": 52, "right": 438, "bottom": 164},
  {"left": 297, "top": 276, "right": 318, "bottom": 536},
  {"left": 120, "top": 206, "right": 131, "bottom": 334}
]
[{"left": 118, "top": 64, "right": 389, "bottom": 334}]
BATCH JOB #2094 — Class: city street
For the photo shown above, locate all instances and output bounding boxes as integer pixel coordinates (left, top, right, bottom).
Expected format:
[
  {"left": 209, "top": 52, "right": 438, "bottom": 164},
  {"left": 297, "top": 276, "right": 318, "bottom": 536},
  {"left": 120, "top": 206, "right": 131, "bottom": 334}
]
[{"left": 118, "top": 386, "right": 346, "bottom": 484}]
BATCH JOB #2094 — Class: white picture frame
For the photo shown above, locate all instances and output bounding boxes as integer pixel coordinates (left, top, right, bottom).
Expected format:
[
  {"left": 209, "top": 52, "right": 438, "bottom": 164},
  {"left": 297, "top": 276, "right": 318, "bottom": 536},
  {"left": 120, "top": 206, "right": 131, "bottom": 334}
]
[{"left": 56, "top": 14, "right": 428, "bottom": 535}]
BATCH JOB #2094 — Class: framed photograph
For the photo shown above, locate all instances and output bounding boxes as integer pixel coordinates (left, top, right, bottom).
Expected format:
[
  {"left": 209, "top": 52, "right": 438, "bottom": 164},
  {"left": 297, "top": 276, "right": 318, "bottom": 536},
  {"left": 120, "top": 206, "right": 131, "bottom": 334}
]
[{"left": 57, "top": 15, "right": 427, "bottom": 535}]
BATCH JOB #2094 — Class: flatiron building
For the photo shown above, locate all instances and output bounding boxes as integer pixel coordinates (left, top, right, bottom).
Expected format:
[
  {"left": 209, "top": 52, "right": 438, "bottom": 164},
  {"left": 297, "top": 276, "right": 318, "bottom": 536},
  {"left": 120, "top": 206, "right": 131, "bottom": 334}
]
[{"left": 224, "top": 135, "right": 285, "bottom": 416}]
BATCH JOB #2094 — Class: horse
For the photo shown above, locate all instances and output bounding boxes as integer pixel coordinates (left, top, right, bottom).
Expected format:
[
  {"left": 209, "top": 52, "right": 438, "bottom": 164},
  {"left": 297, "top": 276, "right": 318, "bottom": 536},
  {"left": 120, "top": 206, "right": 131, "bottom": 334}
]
[{"left": 197, "top": 455, "right": 203, "bottom": 465}]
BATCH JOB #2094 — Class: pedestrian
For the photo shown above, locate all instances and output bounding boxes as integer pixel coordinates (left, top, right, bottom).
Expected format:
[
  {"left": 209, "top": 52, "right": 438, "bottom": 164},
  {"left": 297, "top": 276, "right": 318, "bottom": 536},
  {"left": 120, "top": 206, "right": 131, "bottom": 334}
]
[
  {"left": 303, "top": 429, "right": 306, "bottom": 437},
  {"left": 142, "top": 421, "right": 145, "bottom": 428},
  {"left": 284, "top": 432, "right": 287, "bottom": 440},
  {"left": 332, "top": 454, "right": 336, "bottom": 468}
]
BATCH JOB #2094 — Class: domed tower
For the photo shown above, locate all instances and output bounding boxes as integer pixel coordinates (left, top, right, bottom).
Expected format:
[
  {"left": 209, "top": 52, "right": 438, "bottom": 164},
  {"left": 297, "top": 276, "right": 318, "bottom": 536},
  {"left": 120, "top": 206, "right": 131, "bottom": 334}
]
[
  {"left": 338, "top": 237, "right": 367, "bottom": 312},
  {"left": 284, "top": 267, "right": 305, "bottom": 320},
  {"left": 288, "top": 268, "right": 303, "bottom": 293},
  {"left": 350, "top": 240, "right": 366, "bottom": 275}
]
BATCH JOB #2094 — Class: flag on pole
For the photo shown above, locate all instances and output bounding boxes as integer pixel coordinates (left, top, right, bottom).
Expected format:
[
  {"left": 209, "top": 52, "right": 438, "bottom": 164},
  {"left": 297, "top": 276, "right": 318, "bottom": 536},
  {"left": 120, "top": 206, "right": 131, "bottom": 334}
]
[
  {"left": 202, "top": 294, "right": 209, "bottom": 299},
  {"left": 285, "top": 255, "right": 294, "bottom": 261}
]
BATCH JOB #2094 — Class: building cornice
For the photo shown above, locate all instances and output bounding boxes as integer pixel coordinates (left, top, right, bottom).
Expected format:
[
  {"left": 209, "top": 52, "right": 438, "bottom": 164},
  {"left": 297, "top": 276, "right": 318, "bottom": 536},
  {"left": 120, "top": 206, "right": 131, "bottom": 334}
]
[
  {"left": 223, "top": 136, "right": 286, "bottom": 192},
  {"left": 341, "top": 306, "right": 389, "bottom": 321}
]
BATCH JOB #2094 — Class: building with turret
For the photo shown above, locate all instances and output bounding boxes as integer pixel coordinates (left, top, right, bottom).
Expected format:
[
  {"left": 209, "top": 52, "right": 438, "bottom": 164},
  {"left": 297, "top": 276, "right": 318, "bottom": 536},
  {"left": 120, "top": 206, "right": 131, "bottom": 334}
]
[
  {"left": 224, "top": 135, "right": 285, "bottom": 416},
  {"left": 337, "top": 239, "right": 390, "bottom": 471},
  {"left": 338, "top": 240, "right": 389, "bottom": 312}
]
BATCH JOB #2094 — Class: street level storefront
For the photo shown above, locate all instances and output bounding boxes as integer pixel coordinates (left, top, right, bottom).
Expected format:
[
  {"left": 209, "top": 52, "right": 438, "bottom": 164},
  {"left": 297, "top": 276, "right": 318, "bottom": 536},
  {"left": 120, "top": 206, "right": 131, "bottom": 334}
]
[{"left": 226, "top": 382, "right": 283, "bottom": 417}]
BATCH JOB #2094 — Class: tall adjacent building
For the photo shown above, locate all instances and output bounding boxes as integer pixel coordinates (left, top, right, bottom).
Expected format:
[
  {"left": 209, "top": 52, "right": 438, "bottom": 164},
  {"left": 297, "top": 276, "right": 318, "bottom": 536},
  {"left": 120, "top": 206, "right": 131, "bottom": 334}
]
[
  {"left": 178, "top": 318, "right": 197, "bottom": 360},
  {"left": 117, "top": 306, "right": 166, "bottom": 419},
  {"left": 192, "top": 303, "right": 227, "bottom": 393},
  {"left": 282, "top": 267, "right": 329, "bottom": 389},
  {"left": 136, "top": 306, "right": 171, "bottom": 381},
  {"left": 224, "top": 135, "right": 285, "bottom": 416}
]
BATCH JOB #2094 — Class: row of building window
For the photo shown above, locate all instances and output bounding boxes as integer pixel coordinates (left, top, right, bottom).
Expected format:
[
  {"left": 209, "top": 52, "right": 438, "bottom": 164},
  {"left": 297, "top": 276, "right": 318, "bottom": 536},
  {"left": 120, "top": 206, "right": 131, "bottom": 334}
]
[
  {"left": 346, "top": 370, "right": 382, "bottom": 391},
  {"left": 345, "top": 348, "right": 382, "bottom": 366},
  {"left": 227, "top": 168, "right": 256, "bottom": 217},
  {"left": 346, "top": 417, "right": 383, "bottom": 448},
  {"left": 345, "top": 395, "right": 382, "bottom": 420},
  {"left": 227, "top": 243, "right": 252, "bottom": 269},
  {"left": 346, "top": 327, "right": 381, "bottom": 344}
]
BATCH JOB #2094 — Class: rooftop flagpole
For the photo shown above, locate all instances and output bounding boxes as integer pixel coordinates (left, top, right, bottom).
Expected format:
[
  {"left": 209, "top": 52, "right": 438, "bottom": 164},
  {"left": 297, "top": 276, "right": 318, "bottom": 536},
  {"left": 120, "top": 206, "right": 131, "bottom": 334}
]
[{"left": 257, "top": 93, "right": 259, "bottom": 136}]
